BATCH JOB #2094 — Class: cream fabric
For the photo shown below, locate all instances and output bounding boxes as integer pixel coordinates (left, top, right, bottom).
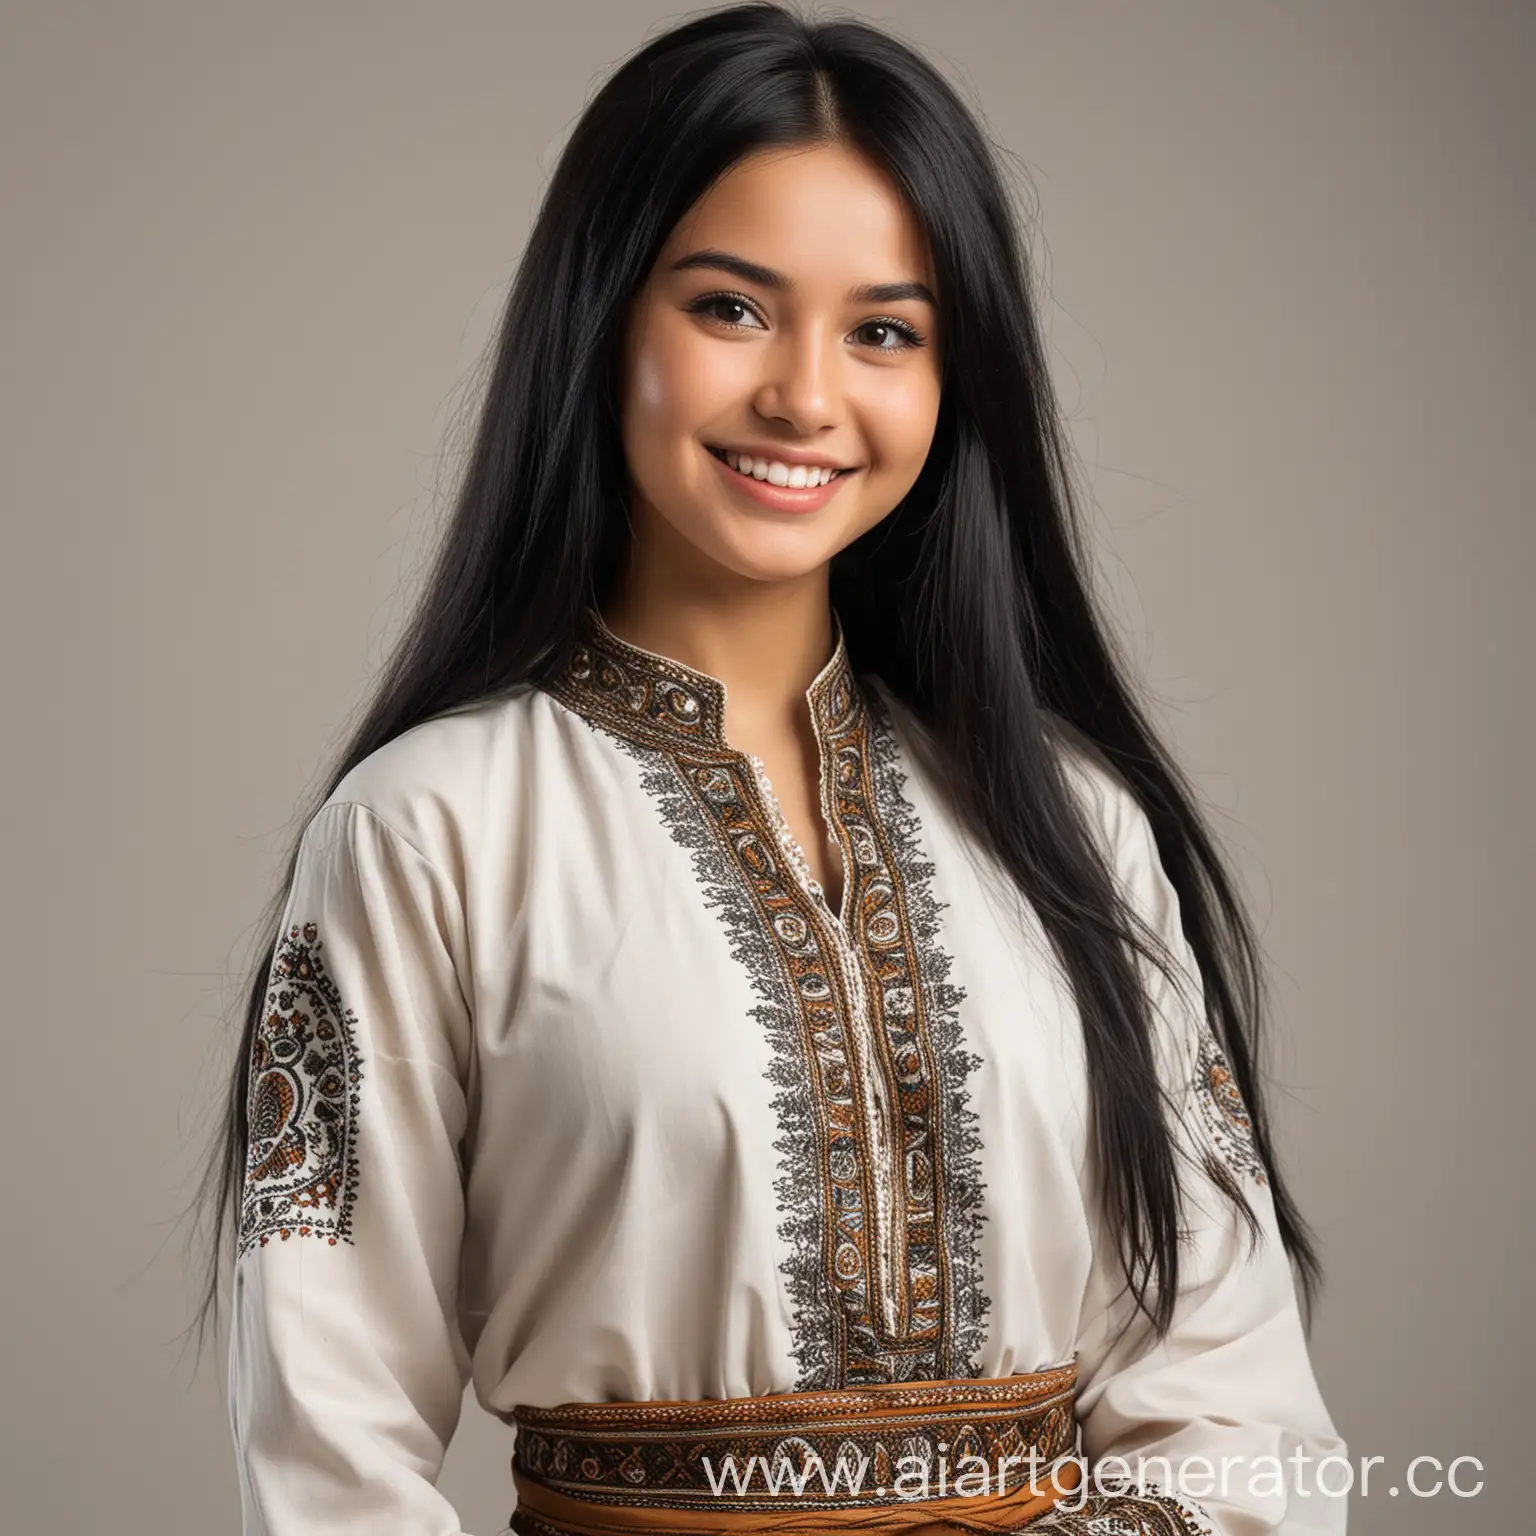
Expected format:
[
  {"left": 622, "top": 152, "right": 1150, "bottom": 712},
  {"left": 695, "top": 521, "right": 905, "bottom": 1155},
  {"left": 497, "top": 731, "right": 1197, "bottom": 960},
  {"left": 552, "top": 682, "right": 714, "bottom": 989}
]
[{"left": 228, "top": 609, "right": 1347, "bottom": 1534}]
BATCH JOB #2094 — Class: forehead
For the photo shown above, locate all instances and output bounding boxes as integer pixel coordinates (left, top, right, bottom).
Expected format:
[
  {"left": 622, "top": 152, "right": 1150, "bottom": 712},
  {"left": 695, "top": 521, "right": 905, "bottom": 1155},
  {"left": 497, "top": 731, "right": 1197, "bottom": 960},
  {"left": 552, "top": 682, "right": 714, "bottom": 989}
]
[{"left": 658, "top": 142, "right": 934, "bottom": 289}]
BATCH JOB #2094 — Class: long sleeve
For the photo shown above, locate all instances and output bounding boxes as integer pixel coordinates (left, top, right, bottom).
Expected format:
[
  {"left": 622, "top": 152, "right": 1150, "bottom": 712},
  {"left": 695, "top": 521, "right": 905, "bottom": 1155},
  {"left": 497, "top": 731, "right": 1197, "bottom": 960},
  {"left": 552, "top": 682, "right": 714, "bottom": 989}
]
[
  {"left": 228, "top": 798, "right": 476, "bottom": 1535},
  {"left": 1039, "top": 788, "right": 1349, "bottom": 1534}
]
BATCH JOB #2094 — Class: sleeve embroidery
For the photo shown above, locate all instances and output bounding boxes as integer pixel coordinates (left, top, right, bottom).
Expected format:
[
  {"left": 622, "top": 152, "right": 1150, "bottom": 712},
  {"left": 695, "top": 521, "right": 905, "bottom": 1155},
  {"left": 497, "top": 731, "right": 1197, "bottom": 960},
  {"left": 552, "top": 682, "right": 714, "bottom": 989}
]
[
  {"left": 1191, "top": 1024, "right": 1268, "bottom": 1188},
  {"left": 1032, "top": 1486, "right": 1214, "bottom": 1534},
  {"left": 237, "top": 920, "right": 366, "bottom": 1260}
]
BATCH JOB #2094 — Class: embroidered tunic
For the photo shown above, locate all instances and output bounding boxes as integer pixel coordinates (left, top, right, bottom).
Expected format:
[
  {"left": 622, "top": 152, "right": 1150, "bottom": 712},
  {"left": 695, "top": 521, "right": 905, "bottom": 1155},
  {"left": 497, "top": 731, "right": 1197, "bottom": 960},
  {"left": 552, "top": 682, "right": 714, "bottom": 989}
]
[{"left": 228, "top": 610, "right": 1348, "bottom": 1534}]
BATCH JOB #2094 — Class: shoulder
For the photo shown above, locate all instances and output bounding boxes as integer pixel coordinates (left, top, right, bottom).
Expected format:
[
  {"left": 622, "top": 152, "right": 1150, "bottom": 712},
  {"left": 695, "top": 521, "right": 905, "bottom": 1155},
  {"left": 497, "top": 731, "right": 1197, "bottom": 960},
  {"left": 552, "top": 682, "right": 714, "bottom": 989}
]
[
  {"left": 1041, "top": 709, "right": 1178, "bottom": 941},
  {"left": 316, "top": 682, "right": 554, "bottom": 875},
  {"left": 1040, "top": 709, "right": 1144, "bottom": 857},
  {"left": 1045, "top": 726, "right": 1211, "bottom": 1025}
]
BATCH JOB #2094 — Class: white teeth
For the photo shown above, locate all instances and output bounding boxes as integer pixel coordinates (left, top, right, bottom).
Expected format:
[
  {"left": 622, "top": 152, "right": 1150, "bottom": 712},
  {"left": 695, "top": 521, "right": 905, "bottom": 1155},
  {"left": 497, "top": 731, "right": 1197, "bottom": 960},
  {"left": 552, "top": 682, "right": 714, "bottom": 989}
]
[{"left": 724, "top": 449, "right": 838, "bottom": 487}]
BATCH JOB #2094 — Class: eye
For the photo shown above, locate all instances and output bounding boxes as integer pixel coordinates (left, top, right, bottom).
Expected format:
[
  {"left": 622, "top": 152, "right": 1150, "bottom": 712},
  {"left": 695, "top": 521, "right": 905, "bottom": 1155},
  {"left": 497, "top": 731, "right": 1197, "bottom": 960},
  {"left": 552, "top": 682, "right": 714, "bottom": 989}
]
[
  {"left": 853, "top": 317, "right": 927, "bottom": 352},
  {"left": 685, "top": 292, "right": 928, "bottom": 352},
  {"left": 686, "top": 291, "right": 767, "bottom": 330}
]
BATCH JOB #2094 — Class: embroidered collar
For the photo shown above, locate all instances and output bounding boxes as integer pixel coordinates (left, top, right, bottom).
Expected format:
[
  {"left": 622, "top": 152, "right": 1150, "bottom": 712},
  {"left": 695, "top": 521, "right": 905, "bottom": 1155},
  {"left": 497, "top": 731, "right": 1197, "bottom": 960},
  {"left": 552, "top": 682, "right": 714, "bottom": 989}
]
[{"left": 557, "top": 605, "right": 861, "bottom": 755}]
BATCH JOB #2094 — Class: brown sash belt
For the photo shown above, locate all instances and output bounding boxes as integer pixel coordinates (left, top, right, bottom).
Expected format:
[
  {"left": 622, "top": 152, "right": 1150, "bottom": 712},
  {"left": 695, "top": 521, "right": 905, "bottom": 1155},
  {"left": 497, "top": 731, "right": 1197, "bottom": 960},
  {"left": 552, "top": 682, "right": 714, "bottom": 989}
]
[{"left": 508, "top": 1361, "right": 1080, "bottom": 1535}]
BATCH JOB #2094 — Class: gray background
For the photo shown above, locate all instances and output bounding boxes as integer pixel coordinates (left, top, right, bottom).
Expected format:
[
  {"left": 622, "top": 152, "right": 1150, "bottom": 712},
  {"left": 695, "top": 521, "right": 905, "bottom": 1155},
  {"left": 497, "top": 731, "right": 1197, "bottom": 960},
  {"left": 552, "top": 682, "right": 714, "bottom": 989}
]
[{"left": 1, "top": 1, "right": 1528, "bottom": 1531}]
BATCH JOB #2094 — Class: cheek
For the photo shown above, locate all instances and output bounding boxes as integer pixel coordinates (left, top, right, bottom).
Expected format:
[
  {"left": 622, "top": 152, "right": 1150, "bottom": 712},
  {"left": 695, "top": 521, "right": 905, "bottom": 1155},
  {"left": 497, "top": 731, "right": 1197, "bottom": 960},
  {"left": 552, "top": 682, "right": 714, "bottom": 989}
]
[
  {"left": 864, "top": 372, "right": 941, "bottom": 475},
  {"left": 624, "top": 322, "right": 741, "bottom": 443},
  {"left": 625, "top": 345, "right": 668, "bottom": 421}
]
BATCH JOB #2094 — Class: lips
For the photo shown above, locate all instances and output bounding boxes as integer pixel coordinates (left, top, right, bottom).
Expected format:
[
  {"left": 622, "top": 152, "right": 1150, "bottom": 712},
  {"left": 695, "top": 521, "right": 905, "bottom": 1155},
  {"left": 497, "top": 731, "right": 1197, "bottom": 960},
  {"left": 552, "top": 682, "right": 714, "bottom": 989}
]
[
  {"left": 706, "top": 445, "right": 849, "bottom": 483},
  {"left": 704, "top": 442, "right": 854, "bottom": 514}
]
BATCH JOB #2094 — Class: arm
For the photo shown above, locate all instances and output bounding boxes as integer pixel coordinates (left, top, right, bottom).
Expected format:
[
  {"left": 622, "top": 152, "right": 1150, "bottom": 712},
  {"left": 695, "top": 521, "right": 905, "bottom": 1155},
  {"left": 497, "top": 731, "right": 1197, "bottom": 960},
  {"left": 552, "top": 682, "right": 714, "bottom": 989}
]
[
  {"left": 228, "top": 799, "right": 477, "bottom": 1535},
  {"left": 1038, "top": 791, "right": 1349, "bottom": 1534}
]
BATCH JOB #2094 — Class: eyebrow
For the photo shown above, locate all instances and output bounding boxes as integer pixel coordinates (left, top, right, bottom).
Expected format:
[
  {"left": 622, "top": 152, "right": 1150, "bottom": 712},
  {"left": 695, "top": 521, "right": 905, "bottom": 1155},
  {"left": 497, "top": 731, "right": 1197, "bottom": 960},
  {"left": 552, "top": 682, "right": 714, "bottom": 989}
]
[{"left": 667, "top": 248, "right": 936, "bottom": 308}]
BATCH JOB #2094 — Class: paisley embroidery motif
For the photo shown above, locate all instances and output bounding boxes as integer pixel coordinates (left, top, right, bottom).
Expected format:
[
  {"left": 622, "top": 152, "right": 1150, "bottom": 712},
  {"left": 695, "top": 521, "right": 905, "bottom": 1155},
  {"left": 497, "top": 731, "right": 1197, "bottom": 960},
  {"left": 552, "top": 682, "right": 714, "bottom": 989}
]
[
  {"left": 237, "top": 920, "right": 365, "bottom": 1258},
  {"left": 1192, "top": 1027, "right": 1268, "bottom": 1187},
  {"left": 834, "top": 681, "right": 989, "bottom": 1380}
]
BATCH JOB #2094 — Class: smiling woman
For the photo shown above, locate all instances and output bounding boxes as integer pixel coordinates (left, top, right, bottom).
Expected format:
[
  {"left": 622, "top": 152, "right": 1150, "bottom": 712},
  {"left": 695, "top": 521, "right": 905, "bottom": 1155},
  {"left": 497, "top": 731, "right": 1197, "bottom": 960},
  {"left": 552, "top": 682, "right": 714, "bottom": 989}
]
[{"left": 194, "top": 5, "right": 1348, "bottom": 1535}]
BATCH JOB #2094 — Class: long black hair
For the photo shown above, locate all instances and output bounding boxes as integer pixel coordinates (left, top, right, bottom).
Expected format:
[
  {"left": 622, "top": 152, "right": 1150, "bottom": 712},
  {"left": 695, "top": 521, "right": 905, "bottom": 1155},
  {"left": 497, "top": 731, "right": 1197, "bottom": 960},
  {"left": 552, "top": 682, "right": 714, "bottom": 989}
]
[{"left": 187, "top": 0, "right": 1321, "bottom": 1363}]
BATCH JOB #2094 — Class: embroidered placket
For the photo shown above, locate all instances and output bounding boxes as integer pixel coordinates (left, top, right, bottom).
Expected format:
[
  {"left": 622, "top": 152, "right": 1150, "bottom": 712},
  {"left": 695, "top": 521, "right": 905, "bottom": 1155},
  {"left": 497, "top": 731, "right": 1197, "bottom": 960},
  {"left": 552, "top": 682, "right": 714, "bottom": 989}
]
[
  {"left": 544, "top": 607, "right": 989, "bottom": 1386},
  {"left": 746, "top": 747, "right": 908, "bottom": 1341}
]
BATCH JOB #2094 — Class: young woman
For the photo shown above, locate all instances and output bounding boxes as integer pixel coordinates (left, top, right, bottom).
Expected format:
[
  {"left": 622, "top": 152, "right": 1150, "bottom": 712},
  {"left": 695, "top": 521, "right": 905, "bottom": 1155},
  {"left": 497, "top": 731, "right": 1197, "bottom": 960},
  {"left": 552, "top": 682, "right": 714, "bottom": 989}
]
[{"left": 195, "top": 5, "right": 1347, "bottom": 1532}]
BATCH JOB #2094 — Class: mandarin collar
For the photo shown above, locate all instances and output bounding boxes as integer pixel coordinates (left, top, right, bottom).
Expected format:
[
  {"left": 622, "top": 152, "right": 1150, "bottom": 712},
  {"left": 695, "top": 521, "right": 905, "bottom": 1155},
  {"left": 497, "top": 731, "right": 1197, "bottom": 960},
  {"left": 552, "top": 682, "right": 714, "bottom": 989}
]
[{"left": 557, "top": 605, "right": 860, "bottom": 754}]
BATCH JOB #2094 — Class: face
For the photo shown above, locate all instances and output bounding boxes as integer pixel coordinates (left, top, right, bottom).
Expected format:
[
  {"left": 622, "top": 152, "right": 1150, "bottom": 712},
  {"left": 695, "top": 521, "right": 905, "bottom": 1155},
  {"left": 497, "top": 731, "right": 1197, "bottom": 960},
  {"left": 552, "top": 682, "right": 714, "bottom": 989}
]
[{"left": 617, "top": 141, "right": 942, "bottom": 592}]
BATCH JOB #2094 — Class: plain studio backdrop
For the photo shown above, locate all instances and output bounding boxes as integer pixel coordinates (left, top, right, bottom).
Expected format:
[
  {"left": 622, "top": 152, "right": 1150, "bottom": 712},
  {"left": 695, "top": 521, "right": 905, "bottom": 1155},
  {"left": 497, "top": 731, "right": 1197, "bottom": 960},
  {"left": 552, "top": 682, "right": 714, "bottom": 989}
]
[{"left": 0, "top": 2, "right": 1528, "bottom": 1532}]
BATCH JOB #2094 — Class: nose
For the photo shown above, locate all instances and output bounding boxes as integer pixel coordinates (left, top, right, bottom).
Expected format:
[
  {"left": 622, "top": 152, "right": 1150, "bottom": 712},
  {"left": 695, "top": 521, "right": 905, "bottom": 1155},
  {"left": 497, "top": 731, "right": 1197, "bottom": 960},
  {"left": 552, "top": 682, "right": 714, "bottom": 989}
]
[{"left": 751, "top": 319, "right": 842, "bottom": 436}]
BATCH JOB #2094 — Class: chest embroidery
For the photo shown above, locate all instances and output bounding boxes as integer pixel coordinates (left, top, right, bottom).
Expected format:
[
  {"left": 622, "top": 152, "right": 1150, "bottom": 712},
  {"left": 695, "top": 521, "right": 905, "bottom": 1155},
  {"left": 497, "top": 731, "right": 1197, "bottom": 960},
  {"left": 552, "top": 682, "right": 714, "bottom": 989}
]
[
  {"left": 237, "top": 921, "right": 366, "bottom": 1259},
  {"left": 545, "top": 611, "right": 990, "bottom": 1388}
]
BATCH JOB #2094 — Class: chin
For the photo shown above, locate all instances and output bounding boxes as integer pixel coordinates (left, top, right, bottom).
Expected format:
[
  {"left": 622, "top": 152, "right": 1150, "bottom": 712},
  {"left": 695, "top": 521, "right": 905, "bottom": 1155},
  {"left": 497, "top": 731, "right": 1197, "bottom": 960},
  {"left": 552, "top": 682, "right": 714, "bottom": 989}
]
[{"left": 695, "top": 519, "right": 847, "bottom": 585}]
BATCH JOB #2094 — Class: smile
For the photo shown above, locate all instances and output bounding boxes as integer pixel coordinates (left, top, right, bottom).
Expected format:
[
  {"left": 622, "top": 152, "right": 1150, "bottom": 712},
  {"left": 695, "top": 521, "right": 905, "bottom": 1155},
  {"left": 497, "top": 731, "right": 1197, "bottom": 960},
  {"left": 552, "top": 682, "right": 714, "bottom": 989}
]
[{"left": 706, "top": 445, "right": 848, "bottom": 489}]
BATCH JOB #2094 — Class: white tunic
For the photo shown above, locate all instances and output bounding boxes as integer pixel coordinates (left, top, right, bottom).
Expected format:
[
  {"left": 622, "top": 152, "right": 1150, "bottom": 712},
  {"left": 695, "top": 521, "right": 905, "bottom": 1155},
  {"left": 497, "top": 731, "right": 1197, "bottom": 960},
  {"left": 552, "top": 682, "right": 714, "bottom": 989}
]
[{"left": 228, "top": 608, "right": 1348, "bottom": 1534}]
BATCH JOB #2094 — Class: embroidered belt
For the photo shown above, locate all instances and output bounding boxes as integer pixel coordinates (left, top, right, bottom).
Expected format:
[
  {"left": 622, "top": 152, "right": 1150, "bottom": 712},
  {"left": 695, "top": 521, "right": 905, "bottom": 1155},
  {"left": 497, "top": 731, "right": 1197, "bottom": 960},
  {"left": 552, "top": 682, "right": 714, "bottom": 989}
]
[{"left": 508, "top": 1361, "right": 1080, "bottom": 1535}]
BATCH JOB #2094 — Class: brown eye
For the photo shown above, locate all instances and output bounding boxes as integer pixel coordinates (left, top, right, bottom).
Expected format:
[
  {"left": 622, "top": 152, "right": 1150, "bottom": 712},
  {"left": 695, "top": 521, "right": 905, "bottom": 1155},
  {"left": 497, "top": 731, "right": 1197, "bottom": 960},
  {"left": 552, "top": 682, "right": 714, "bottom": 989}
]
[
  {"left": 853, "top": 317, "right": 926, "bottom": 352},
  {"left": 686, "top": 292, "right": 766, "bottom": 329}
]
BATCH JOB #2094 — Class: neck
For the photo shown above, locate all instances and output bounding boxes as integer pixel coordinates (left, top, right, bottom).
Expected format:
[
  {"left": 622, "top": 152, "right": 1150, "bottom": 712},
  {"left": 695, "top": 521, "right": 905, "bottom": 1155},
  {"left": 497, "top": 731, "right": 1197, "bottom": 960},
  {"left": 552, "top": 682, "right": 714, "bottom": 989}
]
[{"left": 598, "top": 565, "right": 836, "bottom": 741}]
